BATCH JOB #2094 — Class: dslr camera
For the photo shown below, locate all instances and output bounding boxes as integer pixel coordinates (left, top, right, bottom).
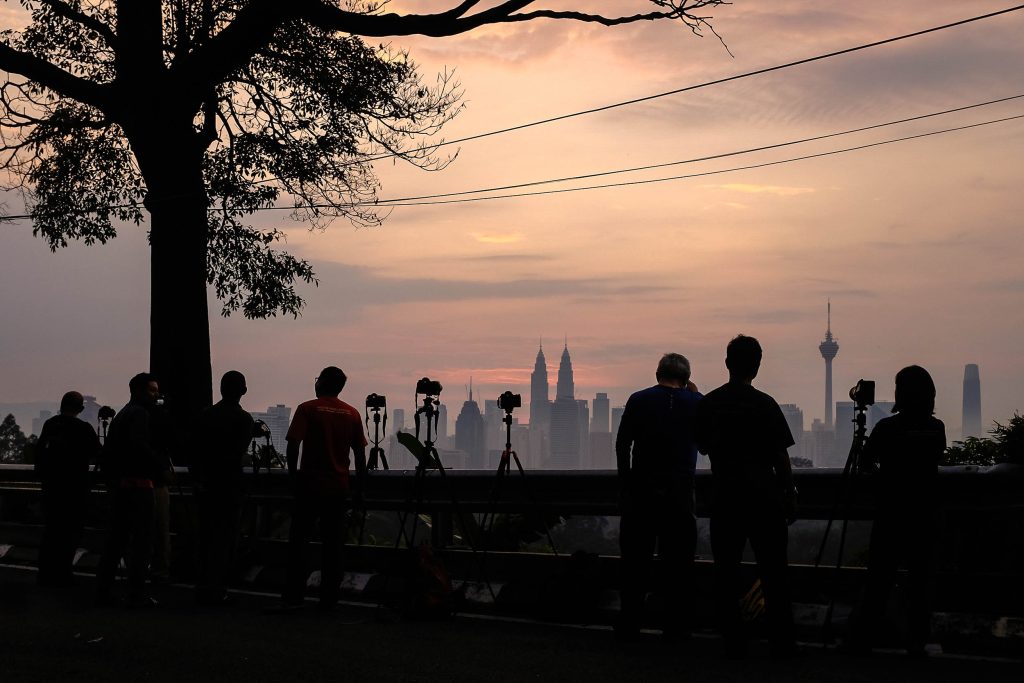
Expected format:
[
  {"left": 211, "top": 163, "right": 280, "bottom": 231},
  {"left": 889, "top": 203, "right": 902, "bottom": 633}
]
[
  {"left": 365, "top": 393, "right": 387, "bottom": 410},
  {"left": 849, "top": 379, "right": 875, "bottom": 408},
  {"left": 416, "top": 377, "right": 443, "bottom": 396},
  {"left": 498, "top": 391, "right": 522, "bottom": 412},
  {"left": 252, "top": 419, "right": 272, "bottom": 439}
]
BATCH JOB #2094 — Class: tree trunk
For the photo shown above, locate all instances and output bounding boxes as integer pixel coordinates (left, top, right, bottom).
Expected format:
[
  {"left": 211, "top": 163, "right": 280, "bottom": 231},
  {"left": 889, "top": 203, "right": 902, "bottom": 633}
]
[{"left": 138, "top": 132, "right": 213, "bottom": 422}]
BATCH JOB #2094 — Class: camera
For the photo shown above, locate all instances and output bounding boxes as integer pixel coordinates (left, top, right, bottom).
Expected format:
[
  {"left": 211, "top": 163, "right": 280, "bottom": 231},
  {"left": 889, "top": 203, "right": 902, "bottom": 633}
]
[
  {"left": 849, "top": 379, "right": 875, "bottom": 408},
  {"left": 252, "top": 419, "right": 272, "bottom": 439},
  {"left": 98, "top": 405, "right": 116, "bottom": 421},
  {"left": 498, "top": 391, "right": 522, "bottom": 412},
  {"left": 366, "top": 393, "right": 387, "bottom": 410},
  {"left": 416, "top": 377, "right": 443, "bottom": 396}
]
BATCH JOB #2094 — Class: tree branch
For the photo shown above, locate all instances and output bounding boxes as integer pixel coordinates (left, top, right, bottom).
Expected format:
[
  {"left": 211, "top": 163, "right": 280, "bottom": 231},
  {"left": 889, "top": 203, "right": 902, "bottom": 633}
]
[
  {"left": 36, "top": 0, "right": 118, "bottom": 46},
  {"left": 175, "top": 1, "right": 719, "bottom": 98},
  {"left": 0, "top": 43, "right": 110, "bottom": 111}
]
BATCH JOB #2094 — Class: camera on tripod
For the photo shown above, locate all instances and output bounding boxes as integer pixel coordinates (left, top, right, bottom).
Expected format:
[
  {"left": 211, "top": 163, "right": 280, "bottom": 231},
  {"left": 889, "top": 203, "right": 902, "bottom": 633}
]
[
  {"left": 252, "top": 419, "right": 272, "bottom": 439},
  {"left": 849, "top": 379, "right": 875, "bottom": 409},
  {"left": 497, "top": 391, "right": 521, "bottom": 412},
  {"left": 366, "top": 393, "right": 387, "bottom": 410},
  {"left": 416, "top": 377, "right": 442, "bottom": 396}
]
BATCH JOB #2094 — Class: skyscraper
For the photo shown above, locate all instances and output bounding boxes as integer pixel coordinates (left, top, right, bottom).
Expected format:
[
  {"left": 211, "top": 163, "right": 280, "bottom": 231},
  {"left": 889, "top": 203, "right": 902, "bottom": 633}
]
[
  {"left": 455, "top": 384, "right": 486, "bottom": 469},
  {"left": 611, "top": 406, "right": 625, "bottom": 436},
  {"left": 549, "top": 340, "right": 580, "bottom": 467},
  {"left": 556, "top": 339, "right": 575, "bottom": 399},
  {"left": 963, "top": 364, "right": 982, "bottom": 439},
  {"left": 591, "top": 392, "right": 610, "bottom": 433},
  {"left": 818, "top": 300, "right": 840, "bottom": 429},
  {"left": 530, "top": 341, "right": 550, "bottom": 430}
]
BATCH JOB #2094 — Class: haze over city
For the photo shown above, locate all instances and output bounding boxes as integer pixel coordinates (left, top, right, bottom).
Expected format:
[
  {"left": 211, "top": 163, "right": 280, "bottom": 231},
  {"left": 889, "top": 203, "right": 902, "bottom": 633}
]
[{"left": 1, "top": 0, "right": 1022, "bottom": 439}]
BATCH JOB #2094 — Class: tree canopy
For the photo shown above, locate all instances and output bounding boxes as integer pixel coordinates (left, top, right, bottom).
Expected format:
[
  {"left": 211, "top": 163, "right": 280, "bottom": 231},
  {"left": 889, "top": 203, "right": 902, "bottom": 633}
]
[{"left": 0, "top": 1, "right": 727, "bottom": 413}]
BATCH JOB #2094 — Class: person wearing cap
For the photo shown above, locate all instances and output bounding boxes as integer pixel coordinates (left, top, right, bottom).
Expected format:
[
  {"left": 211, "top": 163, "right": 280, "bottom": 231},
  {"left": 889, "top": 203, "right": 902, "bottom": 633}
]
[
  {"left": 34, "top": 391, "right": 101, "bottom": 586},
  {"left": 850, "top": 365, "right": 946, "bottom": 656}
]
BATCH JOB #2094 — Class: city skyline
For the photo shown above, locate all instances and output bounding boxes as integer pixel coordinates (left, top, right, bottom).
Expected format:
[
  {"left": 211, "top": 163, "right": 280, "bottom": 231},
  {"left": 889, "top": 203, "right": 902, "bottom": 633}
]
[
  {"left": 1, "top": 321, "right": 999, "bottom": 445},
  {"left": 1, "top": 1, "right": 1021, "bottom": 440}
]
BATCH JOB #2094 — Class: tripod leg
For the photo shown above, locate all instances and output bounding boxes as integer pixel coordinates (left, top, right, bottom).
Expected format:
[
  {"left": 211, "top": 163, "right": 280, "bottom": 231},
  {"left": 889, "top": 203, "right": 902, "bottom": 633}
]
[{"left": 509, "top": 451, "right": 559, "bottom": 557}]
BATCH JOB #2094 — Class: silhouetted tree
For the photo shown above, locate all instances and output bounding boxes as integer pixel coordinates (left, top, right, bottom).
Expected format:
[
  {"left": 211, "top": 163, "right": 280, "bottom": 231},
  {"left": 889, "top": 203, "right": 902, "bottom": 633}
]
[
  {"left": 0, "top": 2, "right": 726, "bottom": 416},
  {"left": 0, "top": 414, "right": 33, "bottom": 463},
  {"left": 942, "top": 413, "right": 1024, "bottom": 466}
]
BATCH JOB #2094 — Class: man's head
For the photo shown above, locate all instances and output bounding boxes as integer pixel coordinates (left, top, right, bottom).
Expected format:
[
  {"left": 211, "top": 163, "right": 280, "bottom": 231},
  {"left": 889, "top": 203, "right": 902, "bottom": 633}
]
[
  {"left": 656, "top": 353, "right": 691, "bottom": 388},
  {"left": 893, "top": 365, "right": 936, "bottom": 416},
  {"left": 220, "top": 370, "right": 248, "bottom": 402},
  {"left": 59, "top": 391, "right": 85, "bottom": 416},
  {"left": 725, "top": 335, "right": 762, "bottom": 383},
  {"left": 129, "top": 372, "right": 160, "bottom": 405},
  {"left": 315, "top": 366, "right": 347, "bottom": 398}
]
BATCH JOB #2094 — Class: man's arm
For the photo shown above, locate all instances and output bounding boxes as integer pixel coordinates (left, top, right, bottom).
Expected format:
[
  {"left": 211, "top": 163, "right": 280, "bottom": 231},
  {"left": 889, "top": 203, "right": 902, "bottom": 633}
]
[
  {"left": 353, "top": 443, "right": 367, "bottom": 479},
  {"left": 286, "top": 439, "right": 300, "bottom": 477},
  {"left": 614, "top": 400, "right": 634, "bottom": 481}
]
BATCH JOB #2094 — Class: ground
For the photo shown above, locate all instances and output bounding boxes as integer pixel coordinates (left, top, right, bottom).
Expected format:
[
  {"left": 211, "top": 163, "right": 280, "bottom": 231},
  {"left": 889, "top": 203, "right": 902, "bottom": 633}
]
[{"left": 0, "top": 566, "right": 1020, "bottom": 682}]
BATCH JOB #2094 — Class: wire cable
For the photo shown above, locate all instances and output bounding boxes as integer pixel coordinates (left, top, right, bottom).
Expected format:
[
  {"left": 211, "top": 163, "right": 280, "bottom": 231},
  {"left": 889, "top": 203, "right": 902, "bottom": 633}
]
[
  {"left": 345, "top": 95, "right": 1024, "bottom": 204},
  {"left": 348, "top": 4, "right": 1024, "bottom": 164},
  {"left": 355, "top": 113, "right": 1024, "bottom": 207}
]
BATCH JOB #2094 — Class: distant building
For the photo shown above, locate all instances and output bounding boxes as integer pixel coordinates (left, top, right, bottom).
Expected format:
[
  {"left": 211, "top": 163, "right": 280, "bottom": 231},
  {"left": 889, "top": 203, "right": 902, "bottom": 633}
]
[
  {"left": 455, "top": 388, "right": 486, "bottom": 469},
  {"left": 780, "top": 403, "right": 804, "bottom": 460},
  {"left": 436, "top": 403, "right": 449, "bottom": 449},
  {"left": 549, "top": 397, "right": 580, "bottom": 468},
  {"left": 963, "top": 364, "right": 982, "bottom": 439},
  {"left": 818, "top": 301, "right": 840, "bottom": 429},
  {"left": 31, "top": 410, "right": 53, "bottom": 437},
  {"left": 590, "top": 432, "right": 614, "bottom": 469},
  {"left": 591, "top": 393, "right": 610, "bottom": 433},
  {"left": 611, "top": 406, "right": 625, "bottom": 437},
  {"left": 808, "top": 418, "right": 839, "bottom": 468},
  {"left": 548, "top": 342, "right": 580, "bottom": 468},
  {"left": 250, "top": 404, "right": 291, "bottom": 454}
]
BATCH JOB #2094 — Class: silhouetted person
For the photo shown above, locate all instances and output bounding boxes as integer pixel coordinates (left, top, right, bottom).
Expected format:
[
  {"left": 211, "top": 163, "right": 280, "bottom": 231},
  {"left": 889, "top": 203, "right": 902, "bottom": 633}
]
[
  {"left": 34, "top": 391, "right": 101, "bottom": 586},
  {"left": 850, "top": 365, "right": 946, "bottom": 656},
  {"left": 695, "top": 335, "right": 797, "bottom": 658},
  {"left": 615, "top": 353, "right": 702, "bottom": 640},
  {"left": 277, "top": 366, "right": 367, "bottom": 611},
  {"left": 97, "top": 372, "right": 165, "bottom": 607},
  {"left": 192, "top": 371, "right": 254, "bottom": 606}
]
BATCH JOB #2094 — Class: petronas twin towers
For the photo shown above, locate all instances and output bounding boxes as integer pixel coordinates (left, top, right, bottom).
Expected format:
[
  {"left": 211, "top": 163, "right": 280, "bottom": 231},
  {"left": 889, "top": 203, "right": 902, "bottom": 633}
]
[{"left": 531, "top": 340, "right": 584, "bottom": 467}]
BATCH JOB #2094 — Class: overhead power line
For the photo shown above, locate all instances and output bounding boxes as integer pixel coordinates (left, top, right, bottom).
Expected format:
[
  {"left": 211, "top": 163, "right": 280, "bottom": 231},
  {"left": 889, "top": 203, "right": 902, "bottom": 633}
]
[
  {"left": 352, "top": 113, "right": 1024, "bottom": 208},
  {"left": 349, "top": 3, "right": 1024, "bottom": 164},
  {"left": 2, "top": 101, "right": 1021, "bottom": 222},
  {"left": 356, "top": 95, "right": 1024, "bottom": 204}
]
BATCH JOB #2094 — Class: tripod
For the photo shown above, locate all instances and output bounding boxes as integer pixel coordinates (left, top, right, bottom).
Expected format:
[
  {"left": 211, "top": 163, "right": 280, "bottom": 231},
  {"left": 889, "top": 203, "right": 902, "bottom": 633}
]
[
  {"left": 814, "top": 401, "right": 870, "bottom": 643},
  {"left": 392, "top": 394, "right": 474, "bottom": 551},
  {"left": 473, "top": 405, "right": 559, "bottom": 599},
  {"left": 249, "top": 430, "right": 284, "bottom": 475},
  {"left": 365, "top": 405, "right": 389, "bottom": 471}
]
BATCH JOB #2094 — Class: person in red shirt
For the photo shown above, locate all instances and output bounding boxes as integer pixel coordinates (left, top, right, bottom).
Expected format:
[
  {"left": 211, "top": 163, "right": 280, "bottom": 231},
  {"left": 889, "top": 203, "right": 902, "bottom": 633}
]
[{"left": 280, "top": 366, "right": 367, "bottom": 610}]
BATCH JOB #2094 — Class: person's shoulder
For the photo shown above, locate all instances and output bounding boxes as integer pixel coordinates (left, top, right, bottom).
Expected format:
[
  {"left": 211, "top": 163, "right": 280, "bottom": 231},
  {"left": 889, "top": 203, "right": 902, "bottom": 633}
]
[
  {"left": 335, "top": 399, "right": 362, "bottom": 418},
  {"left": 295, "top": 398, "right": 320, "bottom": 413},
  {"left": 627, "top": 385, "right": 659, "bottom": 402},
  {"left": 700, "top": 383, "right": 731, "bottom": 402}
]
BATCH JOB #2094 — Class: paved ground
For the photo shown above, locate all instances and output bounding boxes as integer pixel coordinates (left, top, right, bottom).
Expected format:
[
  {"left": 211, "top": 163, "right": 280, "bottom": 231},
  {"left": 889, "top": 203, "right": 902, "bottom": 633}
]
[{"left": 0, "top": 566, "right": 1020, "bottom": 683}]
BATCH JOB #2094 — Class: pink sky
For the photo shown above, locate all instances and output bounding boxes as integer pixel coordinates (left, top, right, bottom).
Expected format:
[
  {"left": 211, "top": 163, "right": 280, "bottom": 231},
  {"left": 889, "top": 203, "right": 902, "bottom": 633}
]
[{"left": 1, "top": 1, "right": 1023, "bottom": 439}]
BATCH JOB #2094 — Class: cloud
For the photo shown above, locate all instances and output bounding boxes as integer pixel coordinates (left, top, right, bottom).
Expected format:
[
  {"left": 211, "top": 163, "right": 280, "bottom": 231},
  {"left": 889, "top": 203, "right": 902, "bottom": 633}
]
[
  {"left": 704, "top": 183, "right": 815, "bottom": 196},
  {"left": 457, "top": 253, "right": 555, "bottom": 263},
  {"left": 471, "top": 231, "right": 524, "bottom": 244}
]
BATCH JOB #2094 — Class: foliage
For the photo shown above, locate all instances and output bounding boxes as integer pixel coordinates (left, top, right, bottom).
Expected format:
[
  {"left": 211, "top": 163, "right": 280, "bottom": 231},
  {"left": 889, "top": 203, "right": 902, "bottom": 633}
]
[
  {"left": 1, "top": 1, "right": 462, "bottom": 317},
  {"left": 790, "top": 456, "right": 813, "bottom": 468},
  {"left": 941, "top": 413, "right": 1024, "bottom": 466},
  {"left": 0, "top": 414, "right": 34, "bottom": 464}
]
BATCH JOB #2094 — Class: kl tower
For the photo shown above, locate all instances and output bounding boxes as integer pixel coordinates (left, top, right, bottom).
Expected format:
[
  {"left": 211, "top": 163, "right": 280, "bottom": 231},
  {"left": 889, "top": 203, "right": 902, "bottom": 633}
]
[{"left": 819, "top": 300, "right": 840, "bottom": 428}]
